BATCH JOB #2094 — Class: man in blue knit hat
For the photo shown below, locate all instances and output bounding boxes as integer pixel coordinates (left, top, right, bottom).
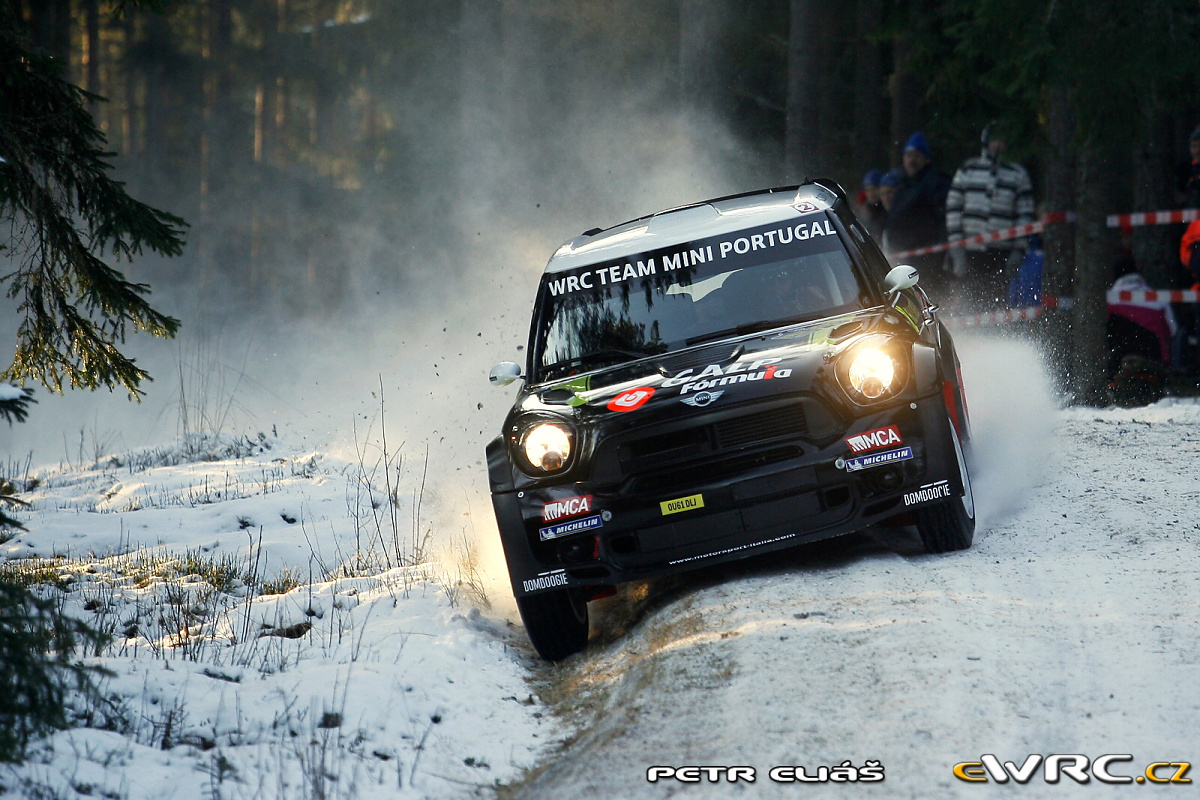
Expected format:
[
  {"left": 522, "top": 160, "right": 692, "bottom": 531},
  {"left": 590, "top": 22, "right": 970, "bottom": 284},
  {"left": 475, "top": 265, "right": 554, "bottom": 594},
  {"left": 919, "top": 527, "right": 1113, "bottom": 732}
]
[{"left": 882, "top": 131, "right": 951, "bottom": 294}]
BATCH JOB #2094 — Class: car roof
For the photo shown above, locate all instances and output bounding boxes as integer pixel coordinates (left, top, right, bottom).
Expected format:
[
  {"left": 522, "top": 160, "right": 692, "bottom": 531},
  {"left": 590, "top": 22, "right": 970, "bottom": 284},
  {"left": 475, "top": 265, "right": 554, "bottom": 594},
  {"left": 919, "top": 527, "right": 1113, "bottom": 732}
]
[{"left": 544, "top": 181, "right": 846, "bottom": 274}]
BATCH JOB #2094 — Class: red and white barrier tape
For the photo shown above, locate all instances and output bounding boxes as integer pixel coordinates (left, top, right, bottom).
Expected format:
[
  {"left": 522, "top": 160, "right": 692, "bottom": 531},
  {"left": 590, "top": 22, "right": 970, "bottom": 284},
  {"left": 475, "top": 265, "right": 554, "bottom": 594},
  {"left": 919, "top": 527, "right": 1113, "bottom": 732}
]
[
  {"left": 1108, "top": 289, "right": 1200, "bottom": 303},
  {"left": 948, "top": 305, "right": 1045, "bottom": 327},
  {"left": 891, "top": 212, "right": 1075, "bottom": 260},
  {"left": 1106, "top": 209, "right": 1200, "bottom": 229},
  {"left": 947, "top": 290, "right": 1200, "bottom": 327}
]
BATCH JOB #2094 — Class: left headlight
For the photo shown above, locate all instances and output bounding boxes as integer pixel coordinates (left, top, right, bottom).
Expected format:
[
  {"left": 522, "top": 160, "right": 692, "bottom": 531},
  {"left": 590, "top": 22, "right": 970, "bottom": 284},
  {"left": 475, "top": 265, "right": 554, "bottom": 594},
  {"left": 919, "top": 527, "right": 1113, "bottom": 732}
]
[
  {"left": 839, "top": 344, "right": 905, "bottom": 403},
  {"left": 521, "top": 422, "right": 573, "bottom": 473}
]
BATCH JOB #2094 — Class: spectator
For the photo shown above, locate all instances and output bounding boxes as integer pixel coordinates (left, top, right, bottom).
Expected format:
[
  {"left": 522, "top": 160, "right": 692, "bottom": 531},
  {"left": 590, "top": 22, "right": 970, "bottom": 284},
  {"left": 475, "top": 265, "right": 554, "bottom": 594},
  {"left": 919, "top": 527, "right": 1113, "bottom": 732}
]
[
  {"left": 855, "top": 169, "right": 886, "bottom": 240},
  {"left": 1180, "top": 218, "right": 1200, "bottom": 288},
  {"left": 881, "top": 131, "right": 951, "bottom": 294},
  {"left": 878, "top": 169, "right": 901, "bottom": 215},
  {"left": 1177, "top": 125, "right": 1200, "bottom": 209},
  {"left": 945, "top": 124, "right": 1036, "bottom": 309}
]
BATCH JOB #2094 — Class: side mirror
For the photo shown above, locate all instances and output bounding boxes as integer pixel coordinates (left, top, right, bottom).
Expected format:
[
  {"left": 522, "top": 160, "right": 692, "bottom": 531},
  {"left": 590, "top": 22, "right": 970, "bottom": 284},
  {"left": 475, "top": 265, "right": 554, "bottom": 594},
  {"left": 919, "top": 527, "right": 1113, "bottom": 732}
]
[
  {"left": 489, "top": 361, "right": 523, "bottom": 387},
  {"left": 883, "top": 265, "right": 919, "bottom": 305}
]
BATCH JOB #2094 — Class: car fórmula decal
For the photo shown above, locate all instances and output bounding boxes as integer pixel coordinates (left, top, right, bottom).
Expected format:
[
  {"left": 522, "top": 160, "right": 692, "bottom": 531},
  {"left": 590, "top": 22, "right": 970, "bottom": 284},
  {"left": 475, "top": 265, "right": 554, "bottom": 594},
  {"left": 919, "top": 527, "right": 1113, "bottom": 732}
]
[{"left": 542, "top": 216, "right": 844, "bottom": 298}]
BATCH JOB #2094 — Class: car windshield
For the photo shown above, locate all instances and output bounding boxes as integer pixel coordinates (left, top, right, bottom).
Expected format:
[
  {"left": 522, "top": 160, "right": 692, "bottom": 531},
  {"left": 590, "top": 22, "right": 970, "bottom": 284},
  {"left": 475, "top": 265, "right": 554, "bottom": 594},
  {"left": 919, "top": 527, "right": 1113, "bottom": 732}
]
[{"left": 533, "top": 215, "right": 872, "bottom": 383}]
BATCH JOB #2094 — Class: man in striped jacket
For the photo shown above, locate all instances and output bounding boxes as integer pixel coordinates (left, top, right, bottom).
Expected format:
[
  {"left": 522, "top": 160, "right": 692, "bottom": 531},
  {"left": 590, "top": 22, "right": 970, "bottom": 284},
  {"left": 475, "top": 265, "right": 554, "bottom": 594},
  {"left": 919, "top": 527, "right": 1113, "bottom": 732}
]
[{"left": 945, "top": 125, "right": 1036, "bottom": 308}]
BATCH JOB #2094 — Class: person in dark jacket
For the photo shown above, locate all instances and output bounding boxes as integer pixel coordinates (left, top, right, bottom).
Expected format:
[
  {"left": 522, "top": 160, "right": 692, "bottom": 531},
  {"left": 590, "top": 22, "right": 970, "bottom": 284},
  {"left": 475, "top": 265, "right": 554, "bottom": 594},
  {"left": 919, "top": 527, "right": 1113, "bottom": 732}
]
[
  {"left": 882, "top": 131, "right": 952, "bottom": 295},
  {"left": 1178, "top": 125, "right": 1200, "bottom": 209},
  {"left": 855, "top": 169, "right": 886, "bottom": 241}
]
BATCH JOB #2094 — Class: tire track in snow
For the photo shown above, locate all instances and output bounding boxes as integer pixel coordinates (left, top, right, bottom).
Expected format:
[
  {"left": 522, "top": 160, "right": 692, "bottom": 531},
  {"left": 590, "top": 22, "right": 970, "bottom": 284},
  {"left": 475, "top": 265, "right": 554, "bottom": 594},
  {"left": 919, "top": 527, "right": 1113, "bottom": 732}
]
[{"left": 508, "top": 338, "right": 1200, "bottom": 799}]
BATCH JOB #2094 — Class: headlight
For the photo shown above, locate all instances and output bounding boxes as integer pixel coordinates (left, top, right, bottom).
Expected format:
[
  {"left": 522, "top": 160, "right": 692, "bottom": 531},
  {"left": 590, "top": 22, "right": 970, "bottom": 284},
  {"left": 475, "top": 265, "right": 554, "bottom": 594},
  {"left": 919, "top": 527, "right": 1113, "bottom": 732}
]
[
  {"left": 521, "top": 423, "right": 573, "bottom": 472},
  {"left": 847, "top": 348, "right": 896, "bottom": 400},
  {"left": 838, "top": 343, "right": 905, "bottom": 404}
]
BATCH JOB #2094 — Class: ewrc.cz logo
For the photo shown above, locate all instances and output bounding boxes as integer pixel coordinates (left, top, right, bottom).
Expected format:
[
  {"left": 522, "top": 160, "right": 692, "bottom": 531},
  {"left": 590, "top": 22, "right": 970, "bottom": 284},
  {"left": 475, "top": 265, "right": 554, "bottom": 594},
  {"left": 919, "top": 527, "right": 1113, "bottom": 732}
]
[
  {"left": 953, "top": 755, "right": 1192, "bottom": 785},
  {"left": 522, "top": 572, "right": 569, "bottom": 593}
]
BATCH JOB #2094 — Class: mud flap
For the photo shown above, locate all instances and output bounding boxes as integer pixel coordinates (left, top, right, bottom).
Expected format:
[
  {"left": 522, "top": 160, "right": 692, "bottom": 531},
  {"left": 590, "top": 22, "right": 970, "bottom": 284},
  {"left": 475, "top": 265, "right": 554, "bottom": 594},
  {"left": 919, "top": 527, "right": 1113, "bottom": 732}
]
[{"left": 491, "top": 490, "right": 574, "bottom": 599}]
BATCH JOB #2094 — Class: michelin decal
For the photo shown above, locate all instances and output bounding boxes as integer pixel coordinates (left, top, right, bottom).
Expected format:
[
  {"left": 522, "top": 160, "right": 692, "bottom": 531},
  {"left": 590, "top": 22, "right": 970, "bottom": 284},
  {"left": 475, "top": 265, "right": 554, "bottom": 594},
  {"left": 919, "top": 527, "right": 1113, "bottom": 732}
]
[{"left": 843, "top": 446, "right": 913, "bottom": 472}]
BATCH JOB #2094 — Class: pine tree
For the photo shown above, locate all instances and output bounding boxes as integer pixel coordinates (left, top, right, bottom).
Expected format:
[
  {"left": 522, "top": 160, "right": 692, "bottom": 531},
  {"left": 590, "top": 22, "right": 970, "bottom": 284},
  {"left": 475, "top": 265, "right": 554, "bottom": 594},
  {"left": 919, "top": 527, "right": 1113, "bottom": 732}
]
[{"left": 0, "top": 7, "right": 186, "bottom": 397}]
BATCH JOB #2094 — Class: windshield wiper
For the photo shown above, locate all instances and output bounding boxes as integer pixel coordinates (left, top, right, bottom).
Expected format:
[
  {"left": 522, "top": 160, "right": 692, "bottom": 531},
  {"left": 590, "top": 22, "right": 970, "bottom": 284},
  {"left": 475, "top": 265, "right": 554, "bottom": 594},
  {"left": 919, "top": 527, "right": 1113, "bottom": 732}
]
[
  {"left": 542, "top": 348, "right": 653, "bottom": 376},
  {"left": 685, "top": 317, "right": 818, "bottom": 347}
]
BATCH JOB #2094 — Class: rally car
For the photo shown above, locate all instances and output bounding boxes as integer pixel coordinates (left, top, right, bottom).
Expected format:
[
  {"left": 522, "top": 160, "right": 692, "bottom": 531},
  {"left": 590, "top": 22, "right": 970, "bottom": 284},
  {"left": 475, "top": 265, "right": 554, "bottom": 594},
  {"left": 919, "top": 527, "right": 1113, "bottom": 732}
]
[{"left": 487, "top": 180, "right": 974, "bottom": 661}]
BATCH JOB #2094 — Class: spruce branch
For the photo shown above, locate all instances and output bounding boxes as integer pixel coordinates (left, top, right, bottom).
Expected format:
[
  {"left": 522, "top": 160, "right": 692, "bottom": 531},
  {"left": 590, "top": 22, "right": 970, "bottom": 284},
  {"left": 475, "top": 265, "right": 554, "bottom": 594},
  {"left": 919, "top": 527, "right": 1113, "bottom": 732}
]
[{"left": 0, "top": 22, "right": 186, "bottom": 397}]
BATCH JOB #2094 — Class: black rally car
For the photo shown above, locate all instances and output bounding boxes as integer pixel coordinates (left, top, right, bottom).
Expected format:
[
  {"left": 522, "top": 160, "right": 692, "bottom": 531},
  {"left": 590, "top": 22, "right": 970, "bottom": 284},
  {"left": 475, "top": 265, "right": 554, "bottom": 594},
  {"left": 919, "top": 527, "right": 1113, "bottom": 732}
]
[{"left": 487, "top": 181, "right": 974, "bottom": 661}]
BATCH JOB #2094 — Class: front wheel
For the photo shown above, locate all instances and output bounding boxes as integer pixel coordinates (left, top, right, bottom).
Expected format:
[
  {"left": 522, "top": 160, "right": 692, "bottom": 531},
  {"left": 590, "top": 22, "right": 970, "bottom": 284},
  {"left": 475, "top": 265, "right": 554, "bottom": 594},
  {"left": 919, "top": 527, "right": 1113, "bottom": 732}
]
[
  {"left": 914, "top": 422, "right": 975, "bottom": 553},
  {"left": 516, "top": 588, "right": 589, "bottom": 662}
]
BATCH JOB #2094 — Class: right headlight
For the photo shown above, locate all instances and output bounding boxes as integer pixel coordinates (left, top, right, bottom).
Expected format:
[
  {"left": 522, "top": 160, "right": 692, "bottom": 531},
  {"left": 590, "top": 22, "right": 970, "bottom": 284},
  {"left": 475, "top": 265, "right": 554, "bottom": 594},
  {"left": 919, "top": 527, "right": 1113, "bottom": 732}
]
[
  {"left": 847, "top": 347, "right": 896, "bottom": 400},
  {"left": 837, "top": 341, "right": 906, "bottom": 404},
  {"left": 520, "top": 422, "right": 573, "bottom": 473}
]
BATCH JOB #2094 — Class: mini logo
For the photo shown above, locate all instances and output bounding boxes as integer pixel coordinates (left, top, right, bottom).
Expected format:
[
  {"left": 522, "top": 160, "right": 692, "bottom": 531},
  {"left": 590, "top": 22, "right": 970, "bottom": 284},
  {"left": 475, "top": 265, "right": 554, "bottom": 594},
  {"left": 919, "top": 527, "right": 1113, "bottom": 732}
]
[
  {"left": 844, "top": 425, "right": 904, "bottom": 454},
  {"left": 607, "top": 386, "right": 655, "bottom": 412},
  {"left": 681, "top": 390, "right": 724, "bottom": 407},
  {"left": 843, "top": 446, "right": 914, "bottom": 472},
  {"left": 793, "top": 201, "right": 821, "bottom": 214},
  {"left": 542, "top": 494, "right": 593, "bottom": 522},
  {"left": 661, "top": 493, "right": 705, "bottom": 515}
]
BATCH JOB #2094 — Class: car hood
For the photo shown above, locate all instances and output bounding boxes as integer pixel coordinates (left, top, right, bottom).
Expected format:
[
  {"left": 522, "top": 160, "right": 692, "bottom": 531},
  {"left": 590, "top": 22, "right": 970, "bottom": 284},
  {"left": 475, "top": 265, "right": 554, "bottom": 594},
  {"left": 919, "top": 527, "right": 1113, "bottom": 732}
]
[{"left": 514, "top": 308, "right": 903, "bottom": 423}]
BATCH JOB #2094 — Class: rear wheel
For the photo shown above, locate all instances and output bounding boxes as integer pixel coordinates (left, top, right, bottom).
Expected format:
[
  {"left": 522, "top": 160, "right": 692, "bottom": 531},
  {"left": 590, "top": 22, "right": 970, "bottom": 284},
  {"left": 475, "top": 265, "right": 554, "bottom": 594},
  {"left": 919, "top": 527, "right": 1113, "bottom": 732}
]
[
  {"left": 516, "top": 588, "right": 589, "bottom": 662},
  {"left": 915, "top": 422, "right": 975, "bottom": 553}
]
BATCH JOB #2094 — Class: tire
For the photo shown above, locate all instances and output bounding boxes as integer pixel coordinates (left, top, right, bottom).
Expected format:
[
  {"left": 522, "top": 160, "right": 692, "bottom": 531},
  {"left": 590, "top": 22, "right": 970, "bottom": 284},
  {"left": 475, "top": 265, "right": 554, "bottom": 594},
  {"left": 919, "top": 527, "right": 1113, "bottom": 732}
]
[
  {"left": 516, "top": 588, "right": 590, "bottom": 662},
  {"left": 914, "top": 421, "right": 975, "bottom": 553}
]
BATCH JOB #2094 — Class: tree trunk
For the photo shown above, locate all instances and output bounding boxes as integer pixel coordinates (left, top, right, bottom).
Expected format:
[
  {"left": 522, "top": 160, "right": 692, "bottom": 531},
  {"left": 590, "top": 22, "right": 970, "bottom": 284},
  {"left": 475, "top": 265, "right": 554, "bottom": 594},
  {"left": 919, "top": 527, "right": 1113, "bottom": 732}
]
[
  {"left": 1070, "top": 139, "right": 1114, "bottom": 405},
  {"left": 84, "top": 0, "right": 100, "bottom": 103},
  {"left": 887, "top": 33, "right": 921, "bottom": 162},
  {"left": 1040, "top": 84, "right": 1077, "bottom": 392},
  {"left": 679, "top": 0, "right": 734, "bottom": 124},
  {"left": 1130, "top": 103, "right": 1177, "bottom": 288},
  {"left": 785, "top": 0, "right": 821, "bottom": 181},
  {"left": 1042, "top": 85, "right": 1076, "bottom": 299},
  {"left": 459, "top": 0, "right": 503, "bottom": 216},
  {"left": 852, "top": 0, "right": 884, "bottom": 174}
]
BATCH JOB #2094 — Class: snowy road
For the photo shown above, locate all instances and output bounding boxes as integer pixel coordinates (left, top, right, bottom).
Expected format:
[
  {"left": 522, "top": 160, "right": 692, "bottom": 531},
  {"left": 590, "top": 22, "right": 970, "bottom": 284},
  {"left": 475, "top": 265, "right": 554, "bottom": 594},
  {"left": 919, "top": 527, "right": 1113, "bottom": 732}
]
[{"left": 512, "top": 338, "right": 1200, "bottom": 799}]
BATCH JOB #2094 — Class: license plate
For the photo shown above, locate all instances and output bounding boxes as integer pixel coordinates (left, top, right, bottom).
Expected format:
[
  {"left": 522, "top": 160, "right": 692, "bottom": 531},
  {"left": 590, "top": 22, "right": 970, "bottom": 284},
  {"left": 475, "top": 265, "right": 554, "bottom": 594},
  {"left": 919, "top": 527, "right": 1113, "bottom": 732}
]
[{"left": 660, "top": 493, "right": 705, "bottom": 515}]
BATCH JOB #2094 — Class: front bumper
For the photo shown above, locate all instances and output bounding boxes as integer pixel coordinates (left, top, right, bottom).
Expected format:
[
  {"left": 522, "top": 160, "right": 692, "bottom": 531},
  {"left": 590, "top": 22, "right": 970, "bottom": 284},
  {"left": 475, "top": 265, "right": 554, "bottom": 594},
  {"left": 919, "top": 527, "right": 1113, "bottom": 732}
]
[{"left": 493, "top": 393, "right": 964, "bottom": 598}]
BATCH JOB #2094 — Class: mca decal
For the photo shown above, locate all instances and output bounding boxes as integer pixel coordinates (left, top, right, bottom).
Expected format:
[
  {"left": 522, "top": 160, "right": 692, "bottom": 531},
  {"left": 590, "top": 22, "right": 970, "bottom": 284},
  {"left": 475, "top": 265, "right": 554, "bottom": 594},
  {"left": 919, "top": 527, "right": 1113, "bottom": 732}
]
[
  {"left": 844, "top": 425, "right": 904, "bottom": 454},
  {"left": 542, "top": 494, "right": 594, "bottom": 522}
]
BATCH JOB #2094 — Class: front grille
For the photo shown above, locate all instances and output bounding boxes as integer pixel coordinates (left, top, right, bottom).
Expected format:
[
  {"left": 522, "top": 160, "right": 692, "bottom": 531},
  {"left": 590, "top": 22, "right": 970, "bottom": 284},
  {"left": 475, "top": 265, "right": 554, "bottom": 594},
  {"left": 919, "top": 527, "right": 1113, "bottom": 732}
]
[
  {"left": 629, "top": 446, "right": 802, "bottom": 494},
  {"left": 714, "top": 404, "right": 807, "bottom": 449},
  {"left": 611, "top": 400, "right": 810, "bottom": 481}
]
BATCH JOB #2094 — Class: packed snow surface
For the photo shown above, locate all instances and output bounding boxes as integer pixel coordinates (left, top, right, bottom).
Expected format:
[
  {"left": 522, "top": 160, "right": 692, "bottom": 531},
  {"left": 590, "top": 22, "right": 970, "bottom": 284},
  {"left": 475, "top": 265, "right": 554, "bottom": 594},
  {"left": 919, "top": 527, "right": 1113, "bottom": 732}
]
[{"left": 3, "top": 336, "right": 1199, "bottom": 799}]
